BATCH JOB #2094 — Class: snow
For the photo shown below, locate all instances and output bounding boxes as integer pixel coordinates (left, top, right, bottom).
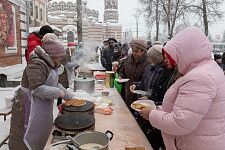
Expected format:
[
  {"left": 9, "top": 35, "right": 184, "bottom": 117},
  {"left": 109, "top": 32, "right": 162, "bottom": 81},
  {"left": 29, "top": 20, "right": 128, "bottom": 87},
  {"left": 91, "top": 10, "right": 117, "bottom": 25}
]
[
  {"left": 0, "top": 64, "right": 25, "bottom": 81},
  {"left": 0, "top": 86, "right": 59, "bottom": 150}
]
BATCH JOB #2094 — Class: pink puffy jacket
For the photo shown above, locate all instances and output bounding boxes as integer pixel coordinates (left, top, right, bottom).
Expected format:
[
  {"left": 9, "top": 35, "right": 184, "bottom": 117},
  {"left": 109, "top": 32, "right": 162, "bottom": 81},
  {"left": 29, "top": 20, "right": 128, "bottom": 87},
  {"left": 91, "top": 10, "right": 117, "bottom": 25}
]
[{"left": 149, "top": 28, "right": 225, "bottom": 150}]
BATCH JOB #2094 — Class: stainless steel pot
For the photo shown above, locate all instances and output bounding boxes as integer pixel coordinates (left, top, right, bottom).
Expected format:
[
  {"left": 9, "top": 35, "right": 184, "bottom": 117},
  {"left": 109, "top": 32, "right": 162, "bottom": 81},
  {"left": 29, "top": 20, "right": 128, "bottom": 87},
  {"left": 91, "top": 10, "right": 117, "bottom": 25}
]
[
  {"left": 47, "top": 130, "right": 113, "bottom": 150},
  {"left": 74, "top": 77, "right": 95, "bottom": 94},
  {"left": 74, "top": 130, "right": 113, "bottom": 150}
]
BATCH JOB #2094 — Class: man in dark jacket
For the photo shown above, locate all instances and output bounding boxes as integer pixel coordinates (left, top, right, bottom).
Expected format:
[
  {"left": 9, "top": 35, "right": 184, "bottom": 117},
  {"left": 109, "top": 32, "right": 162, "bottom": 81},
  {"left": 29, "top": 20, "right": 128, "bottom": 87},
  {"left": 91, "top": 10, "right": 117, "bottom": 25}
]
[
  {"left": 101, "top": 37, "right": 120, "bottom": 71},
  {"left": 119, "top": 38, "right": 149, "bottom": 108},
  {"left": 25, "top": 25, "right": 53, "bottom": 63}
]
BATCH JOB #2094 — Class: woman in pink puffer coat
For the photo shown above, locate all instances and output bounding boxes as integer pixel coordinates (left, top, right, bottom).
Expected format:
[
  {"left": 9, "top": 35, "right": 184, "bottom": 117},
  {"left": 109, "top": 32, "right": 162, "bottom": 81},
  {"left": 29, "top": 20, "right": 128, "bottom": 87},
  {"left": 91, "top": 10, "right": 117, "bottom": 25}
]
[{"left": 140, "top": 27, "right": 225, "bottom": 150}]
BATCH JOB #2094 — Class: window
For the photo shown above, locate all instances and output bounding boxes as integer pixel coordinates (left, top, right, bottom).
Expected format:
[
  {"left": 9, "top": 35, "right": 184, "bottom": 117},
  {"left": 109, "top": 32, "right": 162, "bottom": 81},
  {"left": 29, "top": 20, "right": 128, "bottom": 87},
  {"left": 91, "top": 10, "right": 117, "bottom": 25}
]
[
  {"left": 29, "top": 2, "right": 33, "bottom": 16},
  {"left": 60, "top": 2, "right": 65, "bottom": 11},
  {"left": 52, "top": 2, "right": 57, "bottom": 11},
  {"left": 35, "top": 5, "right": 38, "bottom": 19},
  {"left": 40, "top": 8, "right": 43, "bottom": 21},
  {"left": 68, "top": 2, "right": 72, "bottom": 11}
]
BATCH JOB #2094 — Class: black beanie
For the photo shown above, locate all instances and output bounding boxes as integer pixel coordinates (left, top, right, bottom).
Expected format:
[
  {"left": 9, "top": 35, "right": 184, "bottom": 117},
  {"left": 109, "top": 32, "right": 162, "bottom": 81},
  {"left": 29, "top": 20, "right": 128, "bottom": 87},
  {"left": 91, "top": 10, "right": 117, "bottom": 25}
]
[
  {"left": 214, "top": 54, "right": 222, "bottom": 60},
  {"left": 39, "top": 25, "right": 53, "bottom": 36}
]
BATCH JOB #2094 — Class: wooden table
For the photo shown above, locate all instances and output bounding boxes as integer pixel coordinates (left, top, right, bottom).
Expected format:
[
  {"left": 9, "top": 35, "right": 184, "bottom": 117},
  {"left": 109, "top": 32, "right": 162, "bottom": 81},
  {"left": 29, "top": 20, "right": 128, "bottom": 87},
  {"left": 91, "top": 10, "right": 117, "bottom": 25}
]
[
  {"left": 0, "top": 107, "right": 12, "bottom": 121},
  {"left": 46, "top": 88, "right": 153, "bottom": 150}
]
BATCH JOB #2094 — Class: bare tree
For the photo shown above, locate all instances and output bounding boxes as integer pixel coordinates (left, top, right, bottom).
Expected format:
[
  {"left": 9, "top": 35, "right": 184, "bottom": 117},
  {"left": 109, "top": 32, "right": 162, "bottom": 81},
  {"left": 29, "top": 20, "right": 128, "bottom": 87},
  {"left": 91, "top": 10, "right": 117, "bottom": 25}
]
[
  {"left": 188, "top": 0, "right": 224, "bottom": 36},
  {"left": 139, "top": 0, "right": 191, "bottom": 40},
  {"left": 138, "top": 0, "right": 161, "bottom": 40},
  {"left": 221, "top": 31, "right": 225, "bottom": 43},
  {"left": 160, "top": 0, "right": 193, "bottom": 39}
]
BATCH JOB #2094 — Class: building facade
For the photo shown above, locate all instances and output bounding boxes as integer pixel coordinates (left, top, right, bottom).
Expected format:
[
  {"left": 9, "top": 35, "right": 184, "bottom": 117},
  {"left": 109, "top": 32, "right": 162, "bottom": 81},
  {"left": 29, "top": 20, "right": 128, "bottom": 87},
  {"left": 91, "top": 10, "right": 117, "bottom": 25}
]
[
  {"left": 47, "top": 0, "right": 122, "bottom": 47},
  {"left": 0, "top": 0, "right": 49, "bottom": 67},
  {"left": 0, "top": 0, "right": 26, "bottom": 66},
  {"left": 104, "top": 0, "right": 119, "bottom": 23}
]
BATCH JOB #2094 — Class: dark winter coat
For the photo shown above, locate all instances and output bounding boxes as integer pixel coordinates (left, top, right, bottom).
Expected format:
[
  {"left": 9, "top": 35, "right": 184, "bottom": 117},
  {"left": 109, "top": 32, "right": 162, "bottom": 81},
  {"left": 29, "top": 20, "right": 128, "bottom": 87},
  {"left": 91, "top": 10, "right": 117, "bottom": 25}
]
[
  {"left": 135, "top": 62, "right": 177, "bottom": 104},
  {"left": 101, "top": 47, "right": 121, "bottom": 71},
  {"left": 25, "top": 32, "right": 42, "bottom": 63},
  {"left": 119, "top": 53, "right": 149, "bottom": 107},
  {"left": 9, "top": 47, "right": 64, "bottom": 150}
]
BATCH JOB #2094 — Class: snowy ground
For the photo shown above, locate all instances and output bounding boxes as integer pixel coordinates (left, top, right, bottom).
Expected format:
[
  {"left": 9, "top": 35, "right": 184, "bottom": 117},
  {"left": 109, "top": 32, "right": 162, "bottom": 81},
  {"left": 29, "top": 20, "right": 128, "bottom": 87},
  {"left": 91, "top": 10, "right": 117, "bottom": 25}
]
[
  {"left": 0, "top": 87, "right": 59, "bottom": 150},
  {"left": 0, "top": 87, "right": 17, "bottom": 123}
]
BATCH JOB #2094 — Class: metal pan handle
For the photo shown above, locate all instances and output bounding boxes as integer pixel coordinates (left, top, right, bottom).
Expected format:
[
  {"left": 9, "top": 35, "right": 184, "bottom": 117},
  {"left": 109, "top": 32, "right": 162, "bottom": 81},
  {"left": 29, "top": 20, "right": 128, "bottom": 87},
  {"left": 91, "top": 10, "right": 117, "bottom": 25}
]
[{"left": 105, "top": 130, "right": 114, "bottom": 141}]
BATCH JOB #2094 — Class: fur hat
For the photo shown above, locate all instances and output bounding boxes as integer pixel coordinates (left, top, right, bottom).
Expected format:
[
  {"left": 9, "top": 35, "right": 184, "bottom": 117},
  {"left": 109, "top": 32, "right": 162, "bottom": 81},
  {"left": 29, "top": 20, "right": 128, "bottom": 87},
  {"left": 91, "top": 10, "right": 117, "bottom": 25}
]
[
  {"left": 147, "top": 44, "right": 163, "bottom": 63},
  {"left": 42, "top": 33, "right": 66, "bottom": 57},
  {"left": 108, "top": 37, "right": 117, "bottom": 43},
  {"left": 130, "top": 39, "right": 148, "bottom": 51}
]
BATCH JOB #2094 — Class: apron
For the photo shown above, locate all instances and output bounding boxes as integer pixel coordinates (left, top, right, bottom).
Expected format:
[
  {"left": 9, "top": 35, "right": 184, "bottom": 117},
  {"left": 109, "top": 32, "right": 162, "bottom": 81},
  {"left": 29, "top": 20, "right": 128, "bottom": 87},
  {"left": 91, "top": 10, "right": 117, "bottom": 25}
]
[{"left": 23, "top": 69, "right": 58, "bottom": 150}]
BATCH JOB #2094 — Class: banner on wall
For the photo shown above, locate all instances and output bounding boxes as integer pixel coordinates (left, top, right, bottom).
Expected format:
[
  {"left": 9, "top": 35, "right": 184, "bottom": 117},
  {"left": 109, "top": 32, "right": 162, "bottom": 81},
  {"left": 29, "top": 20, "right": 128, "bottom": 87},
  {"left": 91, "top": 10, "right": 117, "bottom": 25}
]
[{"left": 0, "top": 0, "right": 15, "bottom": 47}]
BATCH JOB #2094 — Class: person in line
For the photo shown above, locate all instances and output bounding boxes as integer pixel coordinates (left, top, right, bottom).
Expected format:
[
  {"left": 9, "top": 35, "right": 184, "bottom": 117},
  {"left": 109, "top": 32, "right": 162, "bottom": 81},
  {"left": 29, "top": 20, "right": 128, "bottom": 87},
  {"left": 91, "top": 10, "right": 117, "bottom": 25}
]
[
  {"left": 140, "top": 27, "right": 225, "bottom": 150},
  {"left": 214, "top": 53, "right": 223, "bottom": 68},
  {"left": 9, "top": 33, "right": 74, "bottom": 150},
  {"left": 129, "top": 43, "right": 177, "bottom": 150},
  {"left": 25, "top": 25, "right": 53, "bottom": 63},
  {"left": 130, "top": 43, "right": 177, "bottom": 104},
  {"left": 119, "top": 39, "right": 149, "bottom": 109},
  {"left": 101, "top": 37, "right": 119, "bottom": 71}
]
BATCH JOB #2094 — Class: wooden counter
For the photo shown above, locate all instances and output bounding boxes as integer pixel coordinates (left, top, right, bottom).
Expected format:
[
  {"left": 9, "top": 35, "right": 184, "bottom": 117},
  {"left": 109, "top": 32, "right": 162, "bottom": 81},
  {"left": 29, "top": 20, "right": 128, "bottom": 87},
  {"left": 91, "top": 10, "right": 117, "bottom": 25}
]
[{"left": 46, "top": 88, "right": 153, "bottom": 150}]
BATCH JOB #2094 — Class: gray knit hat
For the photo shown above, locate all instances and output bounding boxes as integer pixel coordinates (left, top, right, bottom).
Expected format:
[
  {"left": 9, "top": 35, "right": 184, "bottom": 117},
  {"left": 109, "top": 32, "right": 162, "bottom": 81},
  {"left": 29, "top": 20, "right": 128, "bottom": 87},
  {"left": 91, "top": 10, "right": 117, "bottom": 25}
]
[
  {"left": 130, "top": 39, "right": 148, "bottom": 51},
  {"left": 147, "top": 44, "right": 163, "bottom": 63},
  {"left": 42, "top": 33, "right": 66, "bottom": 57}
]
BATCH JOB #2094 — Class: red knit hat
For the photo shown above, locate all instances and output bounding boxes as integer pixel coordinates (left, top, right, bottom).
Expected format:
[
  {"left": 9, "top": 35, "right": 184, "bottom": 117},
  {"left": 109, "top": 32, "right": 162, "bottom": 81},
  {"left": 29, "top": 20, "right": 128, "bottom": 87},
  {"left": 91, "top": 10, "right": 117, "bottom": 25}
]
[{"left": 162, "top": 48, "right": 176, "bottom": 69}]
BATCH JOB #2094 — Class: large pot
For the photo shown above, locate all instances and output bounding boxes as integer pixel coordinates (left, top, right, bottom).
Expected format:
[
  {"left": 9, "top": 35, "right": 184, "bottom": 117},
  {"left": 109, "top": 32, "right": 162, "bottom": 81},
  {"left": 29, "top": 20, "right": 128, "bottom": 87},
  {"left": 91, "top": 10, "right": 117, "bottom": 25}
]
[
  {"left": 74, "top": 130, "right": 113, "bottom": 150},
  {"left": 47, "top": 130, "right": 113, "bottom": 150},
  {"left": 74, "top": 77, "right": 95, "bottom": 94}
]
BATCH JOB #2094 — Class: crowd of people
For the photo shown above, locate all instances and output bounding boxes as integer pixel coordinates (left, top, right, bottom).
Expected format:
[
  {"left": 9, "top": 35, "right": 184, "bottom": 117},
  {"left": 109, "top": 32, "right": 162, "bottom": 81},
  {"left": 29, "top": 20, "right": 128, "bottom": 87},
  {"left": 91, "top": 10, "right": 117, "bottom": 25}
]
[
  {"left": 7, "top": 25, "right": 225, "bottom": 150},
  {"left": 100, "top": 28, "right": 225, "bottom": 150}
]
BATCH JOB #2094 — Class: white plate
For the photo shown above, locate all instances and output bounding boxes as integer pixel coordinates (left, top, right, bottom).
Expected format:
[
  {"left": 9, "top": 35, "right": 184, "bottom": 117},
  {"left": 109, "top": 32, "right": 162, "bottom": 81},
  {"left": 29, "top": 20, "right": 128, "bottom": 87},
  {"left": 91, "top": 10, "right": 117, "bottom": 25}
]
[
  {"left": 115, "top": 78, "right": 129, "bottom": 83},
  {"left": 131, "top": 100, "right": 156, "bottom": 112},
  {"left": 132, "top": 90, "right": 147, "bottom": 95}
]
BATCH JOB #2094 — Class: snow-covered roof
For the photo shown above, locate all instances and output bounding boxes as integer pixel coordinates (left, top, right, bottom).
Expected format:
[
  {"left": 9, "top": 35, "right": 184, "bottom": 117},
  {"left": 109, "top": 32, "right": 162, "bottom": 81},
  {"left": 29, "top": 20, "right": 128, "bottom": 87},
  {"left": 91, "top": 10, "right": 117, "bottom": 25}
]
[
  {"left": 49, "top": 16, "right": 61, "bottom": 19},
  {"left": 49, "top": 0, "right": 87, "bottom": 4}
]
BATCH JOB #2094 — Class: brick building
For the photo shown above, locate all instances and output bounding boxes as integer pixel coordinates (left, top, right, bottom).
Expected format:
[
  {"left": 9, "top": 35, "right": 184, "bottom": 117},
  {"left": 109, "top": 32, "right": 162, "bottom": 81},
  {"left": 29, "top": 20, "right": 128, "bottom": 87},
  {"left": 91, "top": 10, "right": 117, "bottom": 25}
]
[
  {"left": 0, "top": 0, "right": 27, "bottom": 66},
  {"left": 47, "top": 0, "right": 122, "bottom": 48}
]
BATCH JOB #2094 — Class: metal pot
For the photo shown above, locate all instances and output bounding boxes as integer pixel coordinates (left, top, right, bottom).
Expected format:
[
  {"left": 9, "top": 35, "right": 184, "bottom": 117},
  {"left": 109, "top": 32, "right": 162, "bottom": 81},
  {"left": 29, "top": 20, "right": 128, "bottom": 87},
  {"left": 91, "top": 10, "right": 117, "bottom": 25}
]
[
  {"left": 75, "top": 130, "right": 113, "bottom": 150},
  {"left": 48, "top": 131, "right": 113, "bottom": 150},
  {"left": 74, "top": 77, "right": 95, "bottom": 94}
]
